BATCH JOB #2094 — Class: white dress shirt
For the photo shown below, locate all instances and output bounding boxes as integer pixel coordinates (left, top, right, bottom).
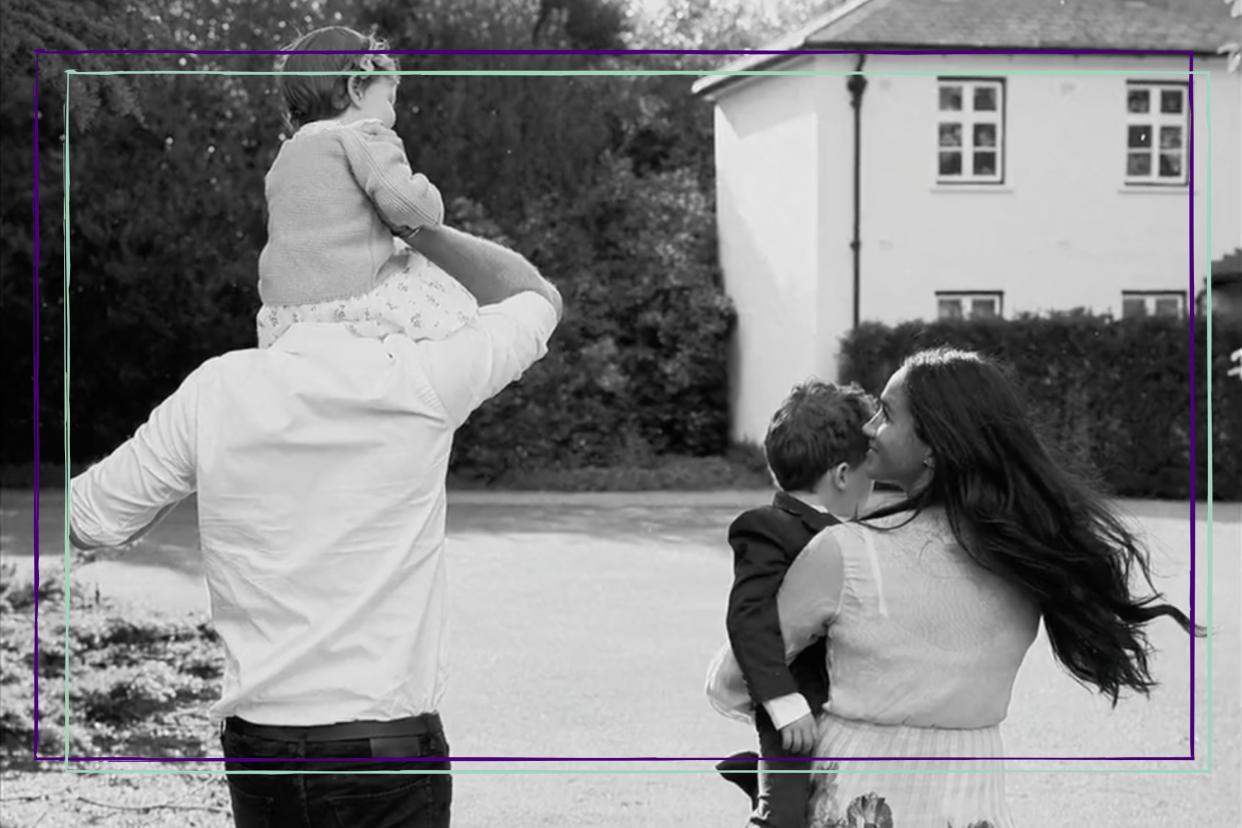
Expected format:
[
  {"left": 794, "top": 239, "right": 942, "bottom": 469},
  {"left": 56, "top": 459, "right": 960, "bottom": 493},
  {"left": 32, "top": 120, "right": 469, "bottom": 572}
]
[{"left": 71, "top": 291, "right": 558, "bottom": 726}]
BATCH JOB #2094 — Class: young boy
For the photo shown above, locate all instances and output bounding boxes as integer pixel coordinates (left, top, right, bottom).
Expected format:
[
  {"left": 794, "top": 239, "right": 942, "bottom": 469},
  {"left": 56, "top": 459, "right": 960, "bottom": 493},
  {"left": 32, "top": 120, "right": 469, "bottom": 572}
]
[{"left": 713, "top": 379, "right": 876, "bottom": 828}]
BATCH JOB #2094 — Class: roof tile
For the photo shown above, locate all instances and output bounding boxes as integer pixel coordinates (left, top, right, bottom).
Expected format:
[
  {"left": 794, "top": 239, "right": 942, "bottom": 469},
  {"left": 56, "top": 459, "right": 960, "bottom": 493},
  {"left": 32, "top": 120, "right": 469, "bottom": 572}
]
[{"left": 808, "top": 0, "right": 1237, "bottom": 52}]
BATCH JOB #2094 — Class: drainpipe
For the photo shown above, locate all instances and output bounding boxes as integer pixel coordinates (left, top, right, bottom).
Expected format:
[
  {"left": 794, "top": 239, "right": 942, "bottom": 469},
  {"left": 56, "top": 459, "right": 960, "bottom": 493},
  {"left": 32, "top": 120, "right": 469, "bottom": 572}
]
[{"left": 846, "top": 54, "right": 867, "bottom": 329}]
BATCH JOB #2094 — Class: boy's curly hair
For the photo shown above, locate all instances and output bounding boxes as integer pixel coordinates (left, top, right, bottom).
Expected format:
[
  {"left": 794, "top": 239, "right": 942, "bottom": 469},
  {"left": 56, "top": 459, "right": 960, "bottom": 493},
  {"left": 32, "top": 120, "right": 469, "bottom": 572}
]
[{"left": 763, "top": 380, "right": 876, "bottom": 492}]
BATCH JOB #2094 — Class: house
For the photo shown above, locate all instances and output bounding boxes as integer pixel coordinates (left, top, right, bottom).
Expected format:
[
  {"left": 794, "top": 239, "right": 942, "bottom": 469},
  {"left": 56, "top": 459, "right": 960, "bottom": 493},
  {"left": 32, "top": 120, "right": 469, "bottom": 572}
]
[{"left": 691, "top": 0, "right": 1241, "bottom": 443}]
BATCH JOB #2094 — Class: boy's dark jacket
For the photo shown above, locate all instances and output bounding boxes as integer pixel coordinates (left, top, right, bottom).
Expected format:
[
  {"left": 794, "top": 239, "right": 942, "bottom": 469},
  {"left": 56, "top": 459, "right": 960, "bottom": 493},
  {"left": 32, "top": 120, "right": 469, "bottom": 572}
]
[{"left": 726, "top": 490, "right": 836, "bottom": 716}]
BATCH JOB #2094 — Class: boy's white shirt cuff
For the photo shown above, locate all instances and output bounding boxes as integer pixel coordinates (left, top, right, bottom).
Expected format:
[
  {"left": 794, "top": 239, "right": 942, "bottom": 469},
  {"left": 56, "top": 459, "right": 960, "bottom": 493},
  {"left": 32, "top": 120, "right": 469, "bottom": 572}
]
[{"left": 763, "top": 693, "right": 813, "bottom": 731}]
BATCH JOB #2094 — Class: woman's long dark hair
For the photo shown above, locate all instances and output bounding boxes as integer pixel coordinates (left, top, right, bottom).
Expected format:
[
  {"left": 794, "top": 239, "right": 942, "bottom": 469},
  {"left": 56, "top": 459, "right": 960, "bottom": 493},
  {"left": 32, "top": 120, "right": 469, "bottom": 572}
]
[{"left": 863, "top": 348, "right": 1202, "bottom": 705}]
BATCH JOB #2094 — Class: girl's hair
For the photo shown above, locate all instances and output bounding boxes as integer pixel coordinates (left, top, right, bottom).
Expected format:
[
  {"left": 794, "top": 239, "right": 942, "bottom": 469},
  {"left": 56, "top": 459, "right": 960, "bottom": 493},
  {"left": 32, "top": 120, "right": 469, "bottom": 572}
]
[
  {"left": 275, "top": 26, "right": 399, "bottom": 131},
  {"left": 862, "top": 347, "right": 1201, "bottom": 705}
]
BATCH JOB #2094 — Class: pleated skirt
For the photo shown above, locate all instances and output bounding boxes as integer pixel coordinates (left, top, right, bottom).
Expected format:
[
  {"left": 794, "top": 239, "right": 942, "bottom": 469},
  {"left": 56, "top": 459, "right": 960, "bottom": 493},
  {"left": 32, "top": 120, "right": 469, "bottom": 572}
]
[{"left": 805, "top": 715, "right": 1013, "bottom": 828}]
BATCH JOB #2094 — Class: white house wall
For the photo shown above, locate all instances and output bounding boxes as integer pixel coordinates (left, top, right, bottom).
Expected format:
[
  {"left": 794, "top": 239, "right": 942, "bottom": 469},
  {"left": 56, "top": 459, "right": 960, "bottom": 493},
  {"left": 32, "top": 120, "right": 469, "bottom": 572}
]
[
  {"left": 713, "top": 56, "right": 854, "bottom": 445},
  {"left": 856, "top": 53, "right": 1239, "bottom": 326},
  {"left": 711, "top": 52, "right": 1241, "bottom": 443}
]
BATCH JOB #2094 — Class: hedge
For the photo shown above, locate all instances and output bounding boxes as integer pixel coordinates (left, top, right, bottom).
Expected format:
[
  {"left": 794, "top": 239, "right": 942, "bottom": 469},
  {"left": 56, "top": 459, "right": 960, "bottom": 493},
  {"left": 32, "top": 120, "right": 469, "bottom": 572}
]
[{"left": 839, "top": 312, "right": 1242, "bottom": 501}]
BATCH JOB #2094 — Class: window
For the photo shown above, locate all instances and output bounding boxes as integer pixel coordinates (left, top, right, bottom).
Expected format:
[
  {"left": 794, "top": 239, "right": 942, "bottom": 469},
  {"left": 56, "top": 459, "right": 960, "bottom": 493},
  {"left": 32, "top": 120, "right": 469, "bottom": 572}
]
[
  {"left": 1121, "top": 291, "right": 1186, "bottom": 318},
  {"left": 1124, "top": 83, "right": 1188, "bottom": 185},
  {"left": 937, "top": 79, "right": 1004, "bottom": 183},
  {"left": 936, "top": 291, "right": 1003, "bottom": 320}
]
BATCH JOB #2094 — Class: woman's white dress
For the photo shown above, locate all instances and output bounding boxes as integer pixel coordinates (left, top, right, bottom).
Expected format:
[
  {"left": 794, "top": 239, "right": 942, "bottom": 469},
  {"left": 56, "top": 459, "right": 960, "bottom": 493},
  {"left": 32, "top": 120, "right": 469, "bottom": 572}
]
[{"left": 777, "top": 510, "right": 1040, "bottom": 828}]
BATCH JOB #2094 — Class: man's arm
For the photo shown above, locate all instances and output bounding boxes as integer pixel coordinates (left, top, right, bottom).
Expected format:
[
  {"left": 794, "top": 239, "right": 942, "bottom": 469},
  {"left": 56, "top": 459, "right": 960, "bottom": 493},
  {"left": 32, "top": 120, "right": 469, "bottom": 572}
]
[
  {"left": 404, "top": 225, "right": 563, "bottom": 319},
  {"left": 70, "top": 368, "right": 201, "bottom": 550}
]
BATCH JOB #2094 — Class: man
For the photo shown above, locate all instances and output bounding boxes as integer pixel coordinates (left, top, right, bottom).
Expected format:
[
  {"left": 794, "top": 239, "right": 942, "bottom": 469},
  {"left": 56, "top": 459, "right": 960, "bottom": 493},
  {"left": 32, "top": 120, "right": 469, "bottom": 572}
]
[{"left": 70, "top": 225, "right": 562, "bottom": 828}]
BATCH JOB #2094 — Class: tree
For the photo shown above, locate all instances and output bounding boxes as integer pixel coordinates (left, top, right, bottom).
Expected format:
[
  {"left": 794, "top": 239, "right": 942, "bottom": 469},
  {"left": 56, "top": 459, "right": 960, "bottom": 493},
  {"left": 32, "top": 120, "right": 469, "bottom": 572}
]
[
  {"left": 0, "top": 0, "right": 766, "bottom": 474},
  {"left": 0, "top": 0, "right": 169, "bottom": 468}
]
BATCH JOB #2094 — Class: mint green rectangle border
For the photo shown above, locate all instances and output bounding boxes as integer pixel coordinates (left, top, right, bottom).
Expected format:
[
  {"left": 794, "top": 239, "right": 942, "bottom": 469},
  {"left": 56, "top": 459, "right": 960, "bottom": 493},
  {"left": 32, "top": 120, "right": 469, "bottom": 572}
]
[{"left": 55, "top": 63, "right": 1218, "bottom": 775}]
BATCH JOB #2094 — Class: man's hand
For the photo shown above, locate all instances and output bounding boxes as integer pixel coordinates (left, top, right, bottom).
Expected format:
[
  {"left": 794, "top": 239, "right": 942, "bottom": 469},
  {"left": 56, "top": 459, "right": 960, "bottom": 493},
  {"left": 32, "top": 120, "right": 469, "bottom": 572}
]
[{"left": 779, "top": 712, "right": 818, "bottom": 755}]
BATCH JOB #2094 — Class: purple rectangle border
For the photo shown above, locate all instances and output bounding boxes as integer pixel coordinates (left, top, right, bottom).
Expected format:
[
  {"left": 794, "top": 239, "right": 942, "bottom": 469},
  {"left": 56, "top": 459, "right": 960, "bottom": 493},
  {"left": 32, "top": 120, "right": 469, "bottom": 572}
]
[{"left": 30, "top": 45, "right": 1203, "bottom": 765}]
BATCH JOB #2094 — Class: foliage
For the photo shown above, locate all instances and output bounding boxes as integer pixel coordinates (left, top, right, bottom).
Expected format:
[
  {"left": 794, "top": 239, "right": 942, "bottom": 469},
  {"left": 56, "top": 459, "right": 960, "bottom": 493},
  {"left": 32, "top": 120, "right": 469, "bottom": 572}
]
[
  {"left": 839, "top": 312, "right": 1242, "bottom": 500},
  {"left": 3, "top": 0, "right": 801, "bottom": 479},
  {"left": 466, "top": 445, "right": 771, "bottom": 490},
  {"left": 0, "top": 561, "right": 223, "bottom": 765},
  {"left": 443, "top": 156, "right": 735, "bottom": 480}
]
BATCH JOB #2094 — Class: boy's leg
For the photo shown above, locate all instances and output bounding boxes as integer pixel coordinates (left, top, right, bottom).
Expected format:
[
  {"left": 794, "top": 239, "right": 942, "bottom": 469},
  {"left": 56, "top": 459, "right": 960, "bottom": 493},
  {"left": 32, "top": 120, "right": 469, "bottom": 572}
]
[
  {"left": 716, "top": 750, "right": 760, "bottom": 806},
  {"left": 748, "top": 710, "right": 813, "bottom": 828}
]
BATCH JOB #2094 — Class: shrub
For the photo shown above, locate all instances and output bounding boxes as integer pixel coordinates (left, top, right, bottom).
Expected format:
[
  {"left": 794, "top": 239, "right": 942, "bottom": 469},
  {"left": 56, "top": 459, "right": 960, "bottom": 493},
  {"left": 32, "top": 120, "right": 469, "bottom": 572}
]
[
  {"left": 839, "top": 312, "right": 1242, "bottom": 500},
  {"left": 0, "top": 562, "right": 223, "bottom": 765},
  {"left": 448, "top": 156, "right": 735, "bottom": 480}
]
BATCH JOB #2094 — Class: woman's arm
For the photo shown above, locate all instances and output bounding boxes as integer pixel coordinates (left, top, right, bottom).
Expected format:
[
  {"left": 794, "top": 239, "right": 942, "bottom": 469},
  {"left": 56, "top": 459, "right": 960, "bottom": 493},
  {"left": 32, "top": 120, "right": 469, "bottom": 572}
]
[{"left": 776, "top": 529, "right": 848, "bottom": 660}]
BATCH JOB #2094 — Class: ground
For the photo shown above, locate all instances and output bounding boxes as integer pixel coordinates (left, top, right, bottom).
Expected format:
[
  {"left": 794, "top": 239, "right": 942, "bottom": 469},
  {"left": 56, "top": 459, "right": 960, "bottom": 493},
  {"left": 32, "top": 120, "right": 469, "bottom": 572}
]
[{"left": 0, "top": 489, "right": 1238, "bottom": 827}]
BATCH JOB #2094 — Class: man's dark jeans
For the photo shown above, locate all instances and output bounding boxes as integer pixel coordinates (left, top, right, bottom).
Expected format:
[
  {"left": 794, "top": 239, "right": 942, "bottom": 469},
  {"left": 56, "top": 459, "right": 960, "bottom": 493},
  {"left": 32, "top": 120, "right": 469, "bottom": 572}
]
[{"left": 220, "top": 715, "right": 451, "bottom": 828}]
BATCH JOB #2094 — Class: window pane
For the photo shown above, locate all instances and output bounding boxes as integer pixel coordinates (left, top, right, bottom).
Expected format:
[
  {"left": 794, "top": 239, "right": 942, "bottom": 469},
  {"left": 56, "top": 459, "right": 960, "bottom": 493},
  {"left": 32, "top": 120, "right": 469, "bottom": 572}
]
[
  {"left": 939, "top": 151, "right": 962, "bottom": 176},
  {"left": 1160, "top": 89, "right": 1183, "bottom": 113},
  {"left": 1122, "top": 297, "right": 1147, "bottom": 318},
  {"left": 973, "top": 151, "right": 998, "bottom": 176},
  {"left": 1127, "top": 152, "right": 1151, "bottom": 176},
  {"left": 971, "top": 298, "right": 997, "bottom": 319},
  {"left": 1127, "top": 125, "right": 1151, "bottom": 148},
  {"left": 1158, "top": 152, "right": 1183, "bottom": 178},
  {"left": 1160, "top": 126, "right": 1182, "bottom": 149},
  {"left": 1154, "top": 297, "right": 1181, "bottom": 317},
  {"left": 973, "top": 123, "right": 997, "bottom": 148},
  {"left": 938, "top": 299, "right": 963, "bottom": 319},
  {"left": 973, "top": 86, "right": 997, "bottom": 111},
  {"left": 939, "top": 85, "right": 963, "bottom": 111},
  {"left": 1127, "top": 88, "right": 1150, "bottom": 113},
  {"left": 939, "top": 122, "right": 962, "bottom": 147}
]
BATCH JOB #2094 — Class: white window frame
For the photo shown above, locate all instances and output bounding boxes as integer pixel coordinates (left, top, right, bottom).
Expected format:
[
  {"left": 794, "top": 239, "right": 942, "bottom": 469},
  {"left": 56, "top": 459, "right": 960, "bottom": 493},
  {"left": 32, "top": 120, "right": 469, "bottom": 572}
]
[
  {"left": 1124, "top": 82, "right": 1188, "bottom": 186},
  {"left": 1120, "top": 290, "right": 1187, "bottom": 319},
  {"left": 936, "top": 78, "right": 1005, "bottom": 185},
  {"left": 936, "top": 291, "right": 1004, "bottom": 320}
]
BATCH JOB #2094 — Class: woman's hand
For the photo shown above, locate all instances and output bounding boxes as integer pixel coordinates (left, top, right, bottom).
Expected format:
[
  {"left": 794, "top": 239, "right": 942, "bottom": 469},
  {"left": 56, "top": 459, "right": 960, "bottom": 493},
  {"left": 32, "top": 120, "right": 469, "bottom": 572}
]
[{"left": 779, "top": 712, "right": 818, "bottom": 755}]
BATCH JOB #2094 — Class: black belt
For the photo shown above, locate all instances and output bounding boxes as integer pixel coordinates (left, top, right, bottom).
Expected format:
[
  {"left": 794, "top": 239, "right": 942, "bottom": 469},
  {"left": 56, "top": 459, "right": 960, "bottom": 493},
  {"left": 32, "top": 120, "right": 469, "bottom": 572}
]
[{"left": 226, "top": 712, "right": 441, "bottom": 743}]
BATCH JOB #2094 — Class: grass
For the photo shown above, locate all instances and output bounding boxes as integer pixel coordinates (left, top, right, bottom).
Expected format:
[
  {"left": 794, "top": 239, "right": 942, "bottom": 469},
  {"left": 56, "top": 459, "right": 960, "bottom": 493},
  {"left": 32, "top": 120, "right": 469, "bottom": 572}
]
[
  {"left": 2, "top": 451, "right": 775, "bottom": 493},
  {"left": 460, "top": 451, "right": 773, "bottom": 491}
]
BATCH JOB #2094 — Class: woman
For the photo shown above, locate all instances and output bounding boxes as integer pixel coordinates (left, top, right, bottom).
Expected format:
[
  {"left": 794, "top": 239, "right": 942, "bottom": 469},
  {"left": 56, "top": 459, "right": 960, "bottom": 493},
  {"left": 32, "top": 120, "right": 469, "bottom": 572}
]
[{"left": 771, "top": 347, "right": 1199, "bottom": 827}]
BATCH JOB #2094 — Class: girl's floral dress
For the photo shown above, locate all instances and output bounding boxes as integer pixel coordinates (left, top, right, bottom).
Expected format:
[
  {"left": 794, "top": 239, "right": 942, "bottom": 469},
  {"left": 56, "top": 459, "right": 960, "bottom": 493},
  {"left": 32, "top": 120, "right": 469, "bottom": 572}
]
[{"left": 257, "top": 238, "right": 477, "bottom": 349}]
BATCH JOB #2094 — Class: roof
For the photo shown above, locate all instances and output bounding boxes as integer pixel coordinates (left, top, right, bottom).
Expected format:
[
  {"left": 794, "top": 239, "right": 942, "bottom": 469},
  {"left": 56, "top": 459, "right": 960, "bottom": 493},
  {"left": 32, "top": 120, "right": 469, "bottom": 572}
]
[{"left": 692, "top": 0, "right": 1238, "bottom": 98}]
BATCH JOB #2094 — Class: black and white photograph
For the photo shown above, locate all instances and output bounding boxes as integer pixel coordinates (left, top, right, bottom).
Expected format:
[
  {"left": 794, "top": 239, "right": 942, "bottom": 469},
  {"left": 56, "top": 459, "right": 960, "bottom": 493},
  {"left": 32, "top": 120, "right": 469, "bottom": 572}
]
[{"left": 1, "top": 0, "right": 1239, "bottom": 826}]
